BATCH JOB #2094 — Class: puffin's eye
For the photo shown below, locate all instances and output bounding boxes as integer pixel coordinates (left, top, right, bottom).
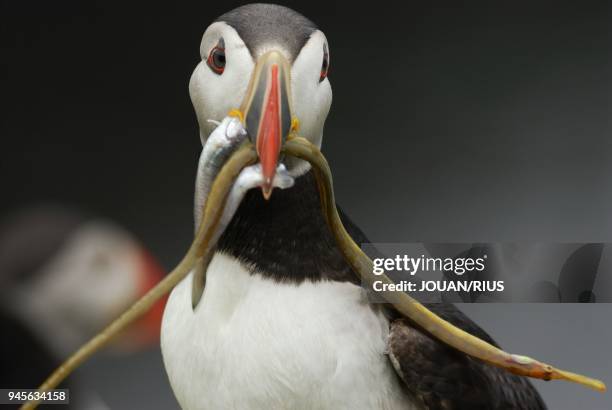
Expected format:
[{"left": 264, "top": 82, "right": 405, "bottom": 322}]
[
  {"left": 320, "top": 44, "right": 329, "bottom": 82},
  {"left": 207, "top": 43, "right": 226, "bottom": 75}
]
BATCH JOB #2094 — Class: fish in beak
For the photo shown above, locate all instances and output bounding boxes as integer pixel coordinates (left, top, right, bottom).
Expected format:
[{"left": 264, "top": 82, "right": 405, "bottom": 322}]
[{"left": 240, "top": 51, "right": 294, "bottom": 199}]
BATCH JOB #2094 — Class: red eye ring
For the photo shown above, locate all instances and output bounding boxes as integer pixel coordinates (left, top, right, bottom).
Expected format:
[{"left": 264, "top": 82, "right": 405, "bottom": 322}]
[
  {"left": 320, "top": 46, "right": 329, "bottom": 82},
  {"left": 320, "top": 66, "right": 328, "bottom": 81},
  {"left": 207, "top": 46, "right": 226, "bottom": 75}
]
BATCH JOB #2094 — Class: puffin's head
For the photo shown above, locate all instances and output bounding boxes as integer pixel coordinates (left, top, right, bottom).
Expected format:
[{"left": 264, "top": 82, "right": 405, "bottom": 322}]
[
  {"left": 0, "top": 206, "right": 166, "bottom": 356},
  {"left": 189, "top": 4, "right": 332, "bottom": 185}
]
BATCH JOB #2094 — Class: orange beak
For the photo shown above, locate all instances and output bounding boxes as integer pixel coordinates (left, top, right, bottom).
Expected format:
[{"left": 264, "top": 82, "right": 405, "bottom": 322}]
[
  {"left": 133, "top": 248, "right": 166, "bottom": 346},
  {"left": 114, "top": 248, "right": 166, "bottom": 352},
  {"left": 241, "top": 51, "right": 293, "bottom": 199}
]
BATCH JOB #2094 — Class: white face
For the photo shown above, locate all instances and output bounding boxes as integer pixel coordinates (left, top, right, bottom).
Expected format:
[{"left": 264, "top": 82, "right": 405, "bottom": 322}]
[
  {"left": 16, "top": 221, "right": 155, "bottom": 354},
  {"left": 189, "top": 22, "right": 332, "bottom": 149}
]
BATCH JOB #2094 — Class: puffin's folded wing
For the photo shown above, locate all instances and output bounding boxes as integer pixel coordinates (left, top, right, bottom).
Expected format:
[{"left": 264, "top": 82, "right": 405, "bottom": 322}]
[
  {"left": 387, "top": 307, "right": 547, "bottom": 410},
  {"left": 336, "top": 206, "right": 547, "bottom": 409}
]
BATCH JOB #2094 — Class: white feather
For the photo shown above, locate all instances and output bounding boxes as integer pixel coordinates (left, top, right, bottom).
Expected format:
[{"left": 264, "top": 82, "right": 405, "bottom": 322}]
[{"left": 161, "top": 253, "right": 418, "bottom": 410}]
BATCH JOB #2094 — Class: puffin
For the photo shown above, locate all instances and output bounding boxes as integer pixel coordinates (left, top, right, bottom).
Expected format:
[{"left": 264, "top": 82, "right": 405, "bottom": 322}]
[
  {"left": 161, "top": 4, "right": 546, "bottom": 409},
  {"left": 0, "top": 204, "right": 165, "bottom": 408}
]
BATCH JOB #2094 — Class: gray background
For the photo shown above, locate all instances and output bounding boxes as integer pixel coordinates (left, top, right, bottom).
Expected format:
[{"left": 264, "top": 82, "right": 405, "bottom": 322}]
[{"left": 1, "top": 1, "right": 611, "bottom": 409}]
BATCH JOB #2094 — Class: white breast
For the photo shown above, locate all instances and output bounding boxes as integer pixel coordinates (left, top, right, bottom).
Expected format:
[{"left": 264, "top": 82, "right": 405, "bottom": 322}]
[{"left": 161, "top": 252, "right": 418, "bottom": 410}]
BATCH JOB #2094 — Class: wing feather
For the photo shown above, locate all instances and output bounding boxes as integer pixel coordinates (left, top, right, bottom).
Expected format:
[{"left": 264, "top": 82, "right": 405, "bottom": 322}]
[{"left": 338, "top": 207, "right": 546, "bottom": 410}]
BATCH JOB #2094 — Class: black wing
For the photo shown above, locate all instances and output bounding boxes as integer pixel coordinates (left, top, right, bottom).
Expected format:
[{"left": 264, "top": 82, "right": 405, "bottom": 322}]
[
  {"left": 338, "top": 207, "right": 547, "bottom": 410},
  {"left": 387, "top": 307, "right": 546, "bottom": 410}
]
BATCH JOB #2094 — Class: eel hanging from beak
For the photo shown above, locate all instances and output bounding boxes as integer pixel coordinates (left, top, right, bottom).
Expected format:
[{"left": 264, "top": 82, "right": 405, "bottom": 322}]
[
  {"left": 22, "top": 131, "right": 605, "bottom": 410},
  {"left": 282, "top": 135, "right": 606, "bottom": 392}
]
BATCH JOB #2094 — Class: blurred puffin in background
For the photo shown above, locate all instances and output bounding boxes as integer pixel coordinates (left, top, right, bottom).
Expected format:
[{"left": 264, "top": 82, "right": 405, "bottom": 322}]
[{"left": 0, "top": 204, "right": 165, "bottom": 408}]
